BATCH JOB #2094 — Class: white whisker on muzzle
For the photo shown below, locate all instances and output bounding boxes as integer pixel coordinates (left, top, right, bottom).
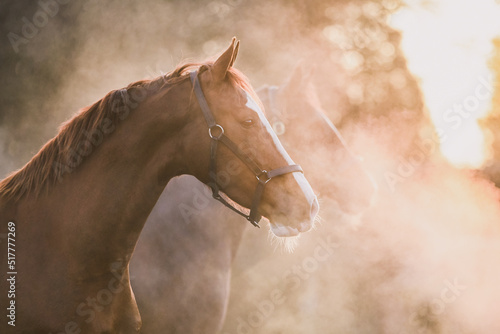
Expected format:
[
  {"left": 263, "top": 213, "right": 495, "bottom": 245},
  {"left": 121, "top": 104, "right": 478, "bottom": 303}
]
[{"left": 267, "top": 225, "right": 301, "bottom": 253}]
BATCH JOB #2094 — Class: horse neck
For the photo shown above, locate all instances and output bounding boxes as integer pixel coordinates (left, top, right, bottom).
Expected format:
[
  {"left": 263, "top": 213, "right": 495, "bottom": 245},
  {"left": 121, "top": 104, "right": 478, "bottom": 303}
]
[{"left": 21, "top": 82, "right": 197, "bottom": 271}]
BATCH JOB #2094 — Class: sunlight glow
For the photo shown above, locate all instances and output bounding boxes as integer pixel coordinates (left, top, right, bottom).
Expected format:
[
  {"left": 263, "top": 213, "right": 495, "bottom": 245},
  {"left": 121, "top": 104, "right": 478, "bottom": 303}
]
[{"left": 391, "top": 0, "right": 500, "bottom": 168}]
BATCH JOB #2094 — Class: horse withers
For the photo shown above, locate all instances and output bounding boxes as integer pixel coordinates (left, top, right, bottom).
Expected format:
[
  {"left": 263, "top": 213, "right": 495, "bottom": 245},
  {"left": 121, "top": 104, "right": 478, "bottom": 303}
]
[{"left": 0, "top": 38, "right": 317, "bottom": 333}]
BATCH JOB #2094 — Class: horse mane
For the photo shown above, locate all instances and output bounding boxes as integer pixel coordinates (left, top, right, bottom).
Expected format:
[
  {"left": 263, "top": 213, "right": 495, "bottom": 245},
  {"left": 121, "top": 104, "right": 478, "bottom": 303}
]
[{"left": 0, "top": 61, "right": 256, "bottom": 201}]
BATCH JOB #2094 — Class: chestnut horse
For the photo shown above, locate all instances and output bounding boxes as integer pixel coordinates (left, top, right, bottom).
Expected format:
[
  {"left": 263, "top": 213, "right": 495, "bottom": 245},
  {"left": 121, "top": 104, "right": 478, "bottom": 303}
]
[
  {"left": 0, "top": 39, "right": 318, "bottom": 333},
  {"left": 131, "top": 64, "right": 376, "bottom": 333}
]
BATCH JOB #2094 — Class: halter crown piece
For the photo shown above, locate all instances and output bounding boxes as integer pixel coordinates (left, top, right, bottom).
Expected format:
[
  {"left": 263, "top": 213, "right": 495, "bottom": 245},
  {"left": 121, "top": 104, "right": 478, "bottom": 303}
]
[{"left": 190, "top": 70, "right": 303, "bottom": 227}]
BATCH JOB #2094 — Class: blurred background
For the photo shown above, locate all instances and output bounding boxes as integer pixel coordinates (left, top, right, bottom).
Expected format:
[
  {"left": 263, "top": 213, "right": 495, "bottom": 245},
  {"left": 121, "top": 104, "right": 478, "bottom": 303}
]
[{"left": 2, "top": 0, "right": 500, "bottom": 333}]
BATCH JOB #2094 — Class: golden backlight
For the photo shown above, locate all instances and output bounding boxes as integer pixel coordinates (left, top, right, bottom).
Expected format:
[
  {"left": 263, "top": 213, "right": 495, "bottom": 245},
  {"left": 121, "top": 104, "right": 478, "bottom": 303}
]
[{"left": 391, "top": 0, "right": 500, "bottom": 168}]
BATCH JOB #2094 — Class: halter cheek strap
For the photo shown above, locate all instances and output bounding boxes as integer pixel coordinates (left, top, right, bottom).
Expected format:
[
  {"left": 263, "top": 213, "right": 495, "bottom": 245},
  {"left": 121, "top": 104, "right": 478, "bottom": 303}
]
[{"left": 190, "top": 70, "right": 303, "bottom": 227}]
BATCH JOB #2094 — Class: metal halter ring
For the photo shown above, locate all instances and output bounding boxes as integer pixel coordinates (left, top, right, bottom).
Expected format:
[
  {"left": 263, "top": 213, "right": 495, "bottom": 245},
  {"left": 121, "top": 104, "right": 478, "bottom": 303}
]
[
  {"left": 208, "top": 124, "right": 224, "bottom": 140},
  {"left": 256, "top": 170, "right": 271, "bottom": 184},
  {"left": 272, "top": 121, "right": 286, "bottom": 136}
]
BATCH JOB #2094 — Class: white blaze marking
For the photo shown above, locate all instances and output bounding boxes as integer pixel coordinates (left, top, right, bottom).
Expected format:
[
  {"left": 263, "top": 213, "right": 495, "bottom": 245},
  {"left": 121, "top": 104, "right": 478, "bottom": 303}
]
[{"left": 244, "top": 92, "right": 317, "bottom": 207}]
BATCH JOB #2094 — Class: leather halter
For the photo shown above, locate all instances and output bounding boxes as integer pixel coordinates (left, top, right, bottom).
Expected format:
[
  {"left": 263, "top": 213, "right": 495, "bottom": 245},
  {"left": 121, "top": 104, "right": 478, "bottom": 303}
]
[{"left": 190, "top": 70, "right": 303, "bottom": 227}]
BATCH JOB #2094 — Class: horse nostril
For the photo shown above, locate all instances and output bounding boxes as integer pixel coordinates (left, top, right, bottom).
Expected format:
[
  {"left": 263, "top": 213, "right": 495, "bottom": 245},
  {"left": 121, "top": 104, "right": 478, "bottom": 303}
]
[{"left": 310, "top": 196, "right": 319, "bottom": 220}]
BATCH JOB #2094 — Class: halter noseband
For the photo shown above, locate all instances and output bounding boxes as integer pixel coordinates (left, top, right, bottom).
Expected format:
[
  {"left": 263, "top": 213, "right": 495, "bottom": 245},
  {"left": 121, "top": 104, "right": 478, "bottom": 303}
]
[{"left": 190, "top": 70, "right": 303, "bottom": 228}]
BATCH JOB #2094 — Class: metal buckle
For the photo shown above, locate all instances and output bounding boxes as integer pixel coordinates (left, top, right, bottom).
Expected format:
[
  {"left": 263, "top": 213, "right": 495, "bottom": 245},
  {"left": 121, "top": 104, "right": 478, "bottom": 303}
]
[
  {"left": 256, "top": 170, "right": 271, "bottom": 184},
  {"left": 208, "top": 124, "right": 224, "bottom": 140},
  {"left": 272, "top": 121, "right": 286, "bottom": 135}
]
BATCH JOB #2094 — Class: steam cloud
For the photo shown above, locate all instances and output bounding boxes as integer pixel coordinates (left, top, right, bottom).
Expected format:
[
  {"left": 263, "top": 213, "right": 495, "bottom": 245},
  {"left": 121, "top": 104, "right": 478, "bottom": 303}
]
[{"left": 2, "top": 1, "right": 500, "bottom": 334}]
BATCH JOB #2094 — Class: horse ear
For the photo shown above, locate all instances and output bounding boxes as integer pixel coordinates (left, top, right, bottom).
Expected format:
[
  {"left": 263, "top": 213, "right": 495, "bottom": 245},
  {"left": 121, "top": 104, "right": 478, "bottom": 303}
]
[
  {"left": 229, "top": 40, "right": 239, "bottom": 68},
  {"left": 212, "top": 37, "right": 239, "bottom": 81},
  {"left": 282, "top": 61, "right": 316, "bottom": 94},
  {"left": 281, "top": 61, "right": 305, "bottom": 94}
]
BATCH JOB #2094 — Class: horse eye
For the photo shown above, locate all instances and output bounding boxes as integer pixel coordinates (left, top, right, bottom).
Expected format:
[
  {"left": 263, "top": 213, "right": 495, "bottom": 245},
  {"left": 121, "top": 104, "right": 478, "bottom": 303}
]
[{"left": 242, "top": 119, "right": 254, "bottom": 127}]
